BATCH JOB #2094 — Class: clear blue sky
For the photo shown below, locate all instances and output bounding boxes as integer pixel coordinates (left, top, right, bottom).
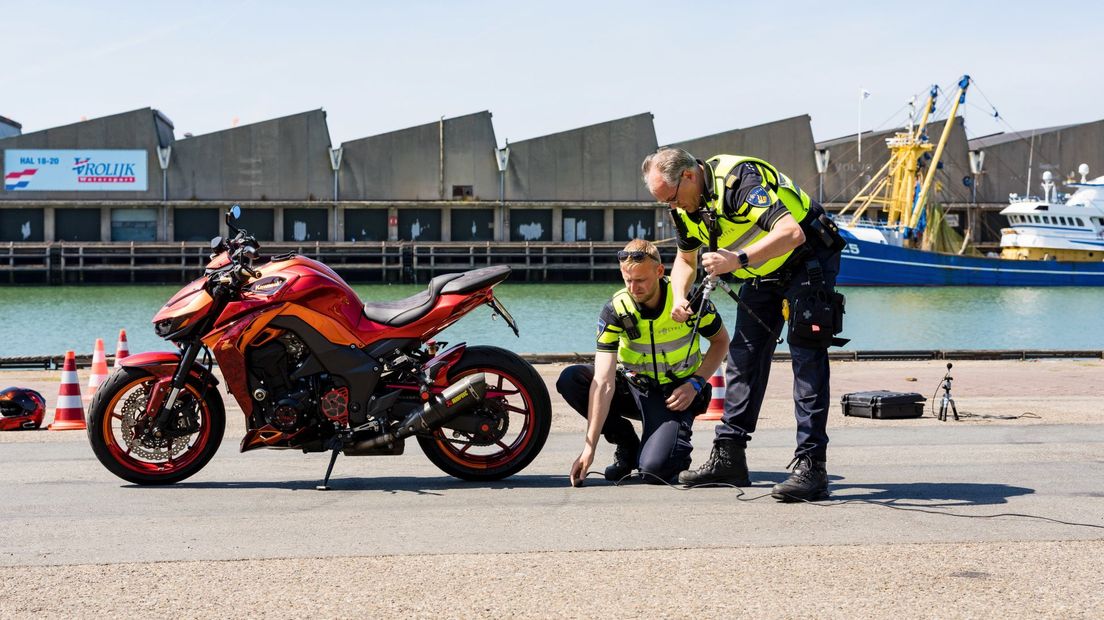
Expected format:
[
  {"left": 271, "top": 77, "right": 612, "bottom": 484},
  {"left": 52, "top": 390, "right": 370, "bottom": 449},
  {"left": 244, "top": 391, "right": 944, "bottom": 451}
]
[{"left": 4, "top": 1, "right": 1101, "bottom": 146}]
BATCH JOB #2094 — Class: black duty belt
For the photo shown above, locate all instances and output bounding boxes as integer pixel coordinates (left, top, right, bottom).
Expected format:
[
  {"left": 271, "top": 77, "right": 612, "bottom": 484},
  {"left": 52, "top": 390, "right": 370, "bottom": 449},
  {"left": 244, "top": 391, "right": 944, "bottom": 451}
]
[{"left": 747, "top": 243, "right": 812, "bottom": 288}]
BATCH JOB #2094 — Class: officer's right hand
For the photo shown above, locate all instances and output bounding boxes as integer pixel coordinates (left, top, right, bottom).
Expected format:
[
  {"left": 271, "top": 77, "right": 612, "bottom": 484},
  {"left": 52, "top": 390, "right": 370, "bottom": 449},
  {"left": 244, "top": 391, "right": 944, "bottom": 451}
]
[
  {"left": 569, "top": 446, "right": 595, "bottom": 487},
  {"left": 671, "top": 298, "right": 692, "bottom": 323}
]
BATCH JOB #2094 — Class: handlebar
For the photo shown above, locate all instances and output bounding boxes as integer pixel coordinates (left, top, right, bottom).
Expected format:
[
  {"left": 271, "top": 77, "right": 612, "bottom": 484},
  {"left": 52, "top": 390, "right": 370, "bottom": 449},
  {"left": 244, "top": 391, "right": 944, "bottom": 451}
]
[{"left": 208, "top": 231, "right": 262, "bottom": 291}]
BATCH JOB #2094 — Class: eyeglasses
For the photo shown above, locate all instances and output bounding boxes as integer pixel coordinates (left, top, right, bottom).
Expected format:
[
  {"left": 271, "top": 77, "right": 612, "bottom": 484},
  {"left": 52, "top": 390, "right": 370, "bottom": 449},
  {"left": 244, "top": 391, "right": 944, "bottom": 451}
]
[
  {"left": 617, "top": 250, "right": 660, "bottom": 263},
  {"left": 663, "top": 174, "right": 683, "bottom": 205}
]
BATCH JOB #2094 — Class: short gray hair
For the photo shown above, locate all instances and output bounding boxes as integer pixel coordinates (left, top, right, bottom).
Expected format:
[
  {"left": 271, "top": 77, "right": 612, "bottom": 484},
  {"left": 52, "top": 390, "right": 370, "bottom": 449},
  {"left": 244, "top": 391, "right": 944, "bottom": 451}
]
[{"left": 641, "top": 147, "right": 697, "bottom": 187}]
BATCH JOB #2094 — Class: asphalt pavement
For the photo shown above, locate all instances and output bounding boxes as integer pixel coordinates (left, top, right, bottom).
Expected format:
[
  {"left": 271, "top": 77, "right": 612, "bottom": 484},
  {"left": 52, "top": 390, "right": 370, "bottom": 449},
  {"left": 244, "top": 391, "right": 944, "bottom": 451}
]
[{"left": 1, "top": 360, "right": 1102, "bottom": 618}]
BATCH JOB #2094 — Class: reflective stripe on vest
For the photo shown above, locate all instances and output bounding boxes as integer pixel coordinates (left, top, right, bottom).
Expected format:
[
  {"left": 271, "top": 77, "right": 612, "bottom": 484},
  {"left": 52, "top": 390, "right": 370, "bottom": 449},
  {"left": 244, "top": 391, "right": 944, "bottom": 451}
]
[
  {"left": 612, "top": 279, "right": 702, "bottom": 384},
  {"left": 674, "top": 154, "right": 812, "bottom": 278}
]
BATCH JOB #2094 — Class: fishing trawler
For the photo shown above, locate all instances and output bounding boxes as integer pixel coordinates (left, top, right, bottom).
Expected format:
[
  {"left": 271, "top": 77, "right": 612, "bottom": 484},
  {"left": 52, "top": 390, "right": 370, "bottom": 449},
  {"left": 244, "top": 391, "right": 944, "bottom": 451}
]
[{"left": 834, "top": 75, "right": 1104, "bottom": 286}]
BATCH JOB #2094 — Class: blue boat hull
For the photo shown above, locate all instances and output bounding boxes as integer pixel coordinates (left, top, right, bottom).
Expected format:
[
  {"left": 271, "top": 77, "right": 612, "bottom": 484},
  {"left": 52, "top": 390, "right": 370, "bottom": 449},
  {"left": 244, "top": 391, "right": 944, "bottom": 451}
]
[{"left": 837, "top": 229, "right": 1104, "bottom": 286}]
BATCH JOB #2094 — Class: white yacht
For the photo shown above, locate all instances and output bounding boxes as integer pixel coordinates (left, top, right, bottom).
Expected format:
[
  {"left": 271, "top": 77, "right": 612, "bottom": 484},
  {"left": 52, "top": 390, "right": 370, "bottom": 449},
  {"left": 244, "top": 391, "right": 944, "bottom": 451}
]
[{"left": 1000, "top": 165, "right": 1104, "bottom": 261}]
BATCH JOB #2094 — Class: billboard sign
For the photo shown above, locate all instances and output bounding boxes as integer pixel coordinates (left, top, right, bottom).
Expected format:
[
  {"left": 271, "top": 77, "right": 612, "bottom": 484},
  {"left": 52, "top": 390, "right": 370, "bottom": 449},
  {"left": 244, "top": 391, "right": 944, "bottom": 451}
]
[{"left": 4, "top": 149, "right": 148, "bottom": 191}]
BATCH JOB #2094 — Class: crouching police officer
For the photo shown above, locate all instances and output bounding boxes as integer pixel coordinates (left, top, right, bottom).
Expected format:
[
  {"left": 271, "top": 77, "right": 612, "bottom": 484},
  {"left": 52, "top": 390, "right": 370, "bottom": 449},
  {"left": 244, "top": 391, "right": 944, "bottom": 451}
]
[
  {"left": 641, "top": 147, "right": 847, "bottom": 501},
  {"left": 560, "top": 239, "right": 730, "bottom": 486}
]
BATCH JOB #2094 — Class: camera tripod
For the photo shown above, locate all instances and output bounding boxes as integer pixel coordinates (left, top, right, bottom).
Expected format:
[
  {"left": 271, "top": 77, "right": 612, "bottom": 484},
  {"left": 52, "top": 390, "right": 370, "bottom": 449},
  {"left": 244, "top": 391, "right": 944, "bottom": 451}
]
[{"left": 937, "top": 362, "right": 959, "bottom": 421}]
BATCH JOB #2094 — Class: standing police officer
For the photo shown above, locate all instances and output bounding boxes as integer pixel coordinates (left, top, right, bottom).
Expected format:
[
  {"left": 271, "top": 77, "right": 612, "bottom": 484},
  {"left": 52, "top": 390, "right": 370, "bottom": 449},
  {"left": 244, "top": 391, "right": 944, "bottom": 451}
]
[
  {"left": 560, "top": 239, "right": 729, "bottom": 486},
  {"left": 641, "top": 147, "right": 846, "bottom": 501}
]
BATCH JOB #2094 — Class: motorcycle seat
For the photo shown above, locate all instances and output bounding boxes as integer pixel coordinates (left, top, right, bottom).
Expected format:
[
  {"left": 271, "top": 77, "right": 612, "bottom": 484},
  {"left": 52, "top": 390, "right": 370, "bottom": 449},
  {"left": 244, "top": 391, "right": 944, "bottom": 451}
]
[{"left": 362, "top": 265, "right": 511, "bottom": 326}]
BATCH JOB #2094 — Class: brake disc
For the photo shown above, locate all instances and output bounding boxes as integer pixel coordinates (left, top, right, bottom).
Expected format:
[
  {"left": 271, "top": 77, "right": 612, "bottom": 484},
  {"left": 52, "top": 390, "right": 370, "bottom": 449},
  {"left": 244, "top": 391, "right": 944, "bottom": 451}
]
[{"left": 120, "top": 385, "right": 191, "bottom": 460}]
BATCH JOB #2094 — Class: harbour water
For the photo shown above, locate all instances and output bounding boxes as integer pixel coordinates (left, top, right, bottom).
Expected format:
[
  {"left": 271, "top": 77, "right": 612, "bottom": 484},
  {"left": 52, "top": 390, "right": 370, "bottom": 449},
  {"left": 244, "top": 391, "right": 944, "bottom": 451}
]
[{"left": 1, "top": 284, "right": 1103, "bottom": 358}]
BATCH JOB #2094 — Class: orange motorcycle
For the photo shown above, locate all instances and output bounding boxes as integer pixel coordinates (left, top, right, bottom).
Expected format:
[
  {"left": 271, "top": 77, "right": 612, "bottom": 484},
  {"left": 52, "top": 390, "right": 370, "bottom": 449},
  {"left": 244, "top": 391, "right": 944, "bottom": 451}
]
[{"left": 87, "top": 207, "right": 551, "bottom": 489}]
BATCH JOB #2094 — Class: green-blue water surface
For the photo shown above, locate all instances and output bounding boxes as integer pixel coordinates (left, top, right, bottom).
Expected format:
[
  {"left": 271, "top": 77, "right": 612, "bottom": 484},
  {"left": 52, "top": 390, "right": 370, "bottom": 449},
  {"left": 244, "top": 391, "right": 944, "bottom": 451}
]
[{"left": 1, "top": 284, "right": 1101, "bottom": 357}]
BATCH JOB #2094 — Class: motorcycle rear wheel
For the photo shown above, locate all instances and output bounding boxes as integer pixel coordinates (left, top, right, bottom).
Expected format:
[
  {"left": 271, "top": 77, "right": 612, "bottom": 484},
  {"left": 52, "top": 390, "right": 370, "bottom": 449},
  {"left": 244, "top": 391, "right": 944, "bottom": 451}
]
[
  {"left": 87, "top": 367, "right": 225, "bottom": 485},
  {"left": 418, "top": 346, "right": 551, "bottom": 481}
]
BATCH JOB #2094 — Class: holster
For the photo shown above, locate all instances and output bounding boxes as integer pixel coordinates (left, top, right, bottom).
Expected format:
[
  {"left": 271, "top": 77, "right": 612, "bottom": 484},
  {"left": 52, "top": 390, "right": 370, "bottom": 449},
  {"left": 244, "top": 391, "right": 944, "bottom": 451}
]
[
  {"left": 786, "top": 259, "right": 849, "bottom": 349},
  {"left": 618, "top": 368, "right": 659, "bottom": 394},
  {"left": 619, "top": 369, "right": 711, "bottom": 413},
  {"left": 800, "top": 208, "right": 846, "bottom": 254}
]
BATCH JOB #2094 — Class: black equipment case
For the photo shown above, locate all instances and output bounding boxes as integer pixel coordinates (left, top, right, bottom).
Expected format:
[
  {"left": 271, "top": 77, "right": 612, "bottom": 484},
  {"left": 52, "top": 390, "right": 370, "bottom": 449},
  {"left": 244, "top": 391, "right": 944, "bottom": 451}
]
[{"left": 841, "top": 391, "right": 925, "bottom": 419}]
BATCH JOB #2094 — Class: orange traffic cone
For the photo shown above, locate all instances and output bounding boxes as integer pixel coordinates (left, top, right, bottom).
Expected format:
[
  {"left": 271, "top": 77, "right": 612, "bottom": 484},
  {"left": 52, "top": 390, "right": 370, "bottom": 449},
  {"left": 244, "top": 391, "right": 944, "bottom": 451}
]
[
  {"left": 88, "top": 338, "right": 109, "bottom": 393},
  {"left": 698, "top": 364, "right": 726, "bottom": 421},
  {"left": 49, "top": 351, "right": 86, "bottom": 431},
  {"left": 113, "top": 329, "right": 130, "bottom": 368}
]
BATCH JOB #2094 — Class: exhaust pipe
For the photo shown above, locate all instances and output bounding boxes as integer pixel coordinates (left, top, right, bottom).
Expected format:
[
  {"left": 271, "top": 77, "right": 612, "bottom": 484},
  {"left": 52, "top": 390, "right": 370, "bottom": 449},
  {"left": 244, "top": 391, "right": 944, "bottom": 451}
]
[{"left": 348, "top": 373, "right": 486, "bottom": 452}]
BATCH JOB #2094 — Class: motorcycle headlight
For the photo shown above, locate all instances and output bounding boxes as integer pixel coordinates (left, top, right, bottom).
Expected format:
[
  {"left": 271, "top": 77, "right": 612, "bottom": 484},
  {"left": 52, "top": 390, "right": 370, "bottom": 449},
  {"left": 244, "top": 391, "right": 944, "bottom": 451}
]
[
  {"left": 154, "top": 316, "right": 194, "bottom": 340},
  {"left": 155, "top": 319, "right": 174, "bottom": 337}
]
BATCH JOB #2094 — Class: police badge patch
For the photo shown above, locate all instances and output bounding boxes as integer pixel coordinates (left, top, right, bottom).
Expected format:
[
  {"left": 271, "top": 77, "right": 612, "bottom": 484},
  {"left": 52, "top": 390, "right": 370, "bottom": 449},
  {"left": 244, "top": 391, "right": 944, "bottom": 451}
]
[{"left": 747, "top": 186, "right": 771, "bottom": 207}]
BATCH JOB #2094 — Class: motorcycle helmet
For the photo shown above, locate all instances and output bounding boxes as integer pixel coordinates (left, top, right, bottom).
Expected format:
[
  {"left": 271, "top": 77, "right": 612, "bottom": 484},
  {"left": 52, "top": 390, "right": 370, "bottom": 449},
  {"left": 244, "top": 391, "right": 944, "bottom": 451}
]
[{"left": 0, "top": 387, "right": 46, "bottom": 430}]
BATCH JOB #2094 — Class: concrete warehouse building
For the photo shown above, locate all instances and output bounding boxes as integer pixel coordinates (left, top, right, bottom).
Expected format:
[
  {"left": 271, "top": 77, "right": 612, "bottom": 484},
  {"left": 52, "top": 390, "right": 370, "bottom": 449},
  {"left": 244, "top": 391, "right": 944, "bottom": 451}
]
[
  {"left": 967, "top": 119, "right": 1104, "bottom": 204},
  {"left": 165, "top": 110, "right": 334, "bottom": 243},
  {"left": 0, "top": 108, "right": 174, "bottom": 242},
  {"left": 0, "top": 115, "right": 20, "bottom": 139},
  {"left": 502, "top": 112, "right": 659, "bottom": 242},
  {"left": 671, "top": 115, "right": 819, "bottom": 201},
  {"left": 338, "top": 111, "right": 501, "bottom": 243},
  {"left": 3, "top": 106, "right": 1104, "bottom": 250}
]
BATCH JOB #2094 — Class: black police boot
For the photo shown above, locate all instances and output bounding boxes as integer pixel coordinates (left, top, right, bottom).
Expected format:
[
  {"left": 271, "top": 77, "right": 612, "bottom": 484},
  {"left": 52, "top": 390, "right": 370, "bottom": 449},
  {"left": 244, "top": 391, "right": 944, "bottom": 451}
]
[
  {"left": 604, "top": 435, "right": 640, "bottom": 482},
  {"left": 771, "top": 454, "right": 829, "bottom": 502},
  {"left": 677, "top": 439, "right": 750, "bottom": 486}
]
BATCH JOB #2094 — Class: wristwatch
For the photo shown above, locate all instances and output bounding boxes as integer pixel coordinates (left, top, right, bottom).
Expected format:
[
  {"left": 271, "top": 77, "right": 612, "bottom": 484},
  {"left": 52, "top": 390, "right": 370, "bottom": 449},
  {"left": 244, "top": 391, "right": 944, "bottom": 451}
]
[
  {"left": 735, "top": 249, "right": 750, "bottom": 269},
  {"left": 688, "top": 375, "right": 707, "bottom": 392}
]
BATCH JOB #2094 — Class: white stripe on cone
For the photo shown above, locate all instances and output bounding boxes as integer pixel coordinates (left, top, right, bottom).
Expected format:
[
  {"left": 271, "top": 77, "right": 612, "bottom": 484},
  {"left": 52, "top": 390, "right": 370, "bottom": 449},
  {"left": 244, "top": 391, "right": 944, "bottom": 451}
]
[
  {"left": 56, "top": 395, "right": 84, "bottom": 409},
  {"left": 114, "top": 329, "right": 130, "bottom": 368},
  {"left": 49, "top": 350, "right": 86, "bottom": 430},
  {"left": 88, "top": 338, "right": 108, "bottom": 391},
  {"left": 702, "top": 363, "right": 726, "bottom": 419}
]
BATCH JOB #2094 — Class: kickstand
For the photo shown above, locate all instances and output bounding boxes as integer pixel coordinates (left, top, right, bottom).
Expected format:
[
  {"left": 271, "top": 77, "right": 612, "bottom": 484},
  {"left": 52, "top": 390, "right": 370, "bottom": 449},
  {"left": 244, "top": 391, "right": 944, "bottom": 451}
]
[{"left": 316, "top": 437, "right": 342, "bottom": 491}]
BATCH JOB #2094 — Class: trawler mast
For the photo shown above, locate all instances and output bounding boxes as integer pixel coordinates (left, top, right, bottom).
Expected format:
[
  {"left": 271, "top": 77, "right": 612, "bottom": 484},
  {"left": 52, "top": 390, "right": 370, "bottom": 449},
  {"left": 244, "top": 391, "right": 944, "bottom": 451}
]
[{"left": 838, "top": 75, "right": 972, "bottom": 250}]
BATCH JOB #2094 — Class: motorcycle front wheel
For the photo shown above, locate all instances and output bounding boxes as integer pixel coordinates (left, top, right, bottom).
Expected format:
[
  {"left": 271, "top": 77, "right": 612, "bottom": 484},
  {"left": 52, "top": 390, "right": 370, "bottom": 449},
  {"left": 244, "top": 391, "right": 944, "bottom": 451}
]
[
  {"left": 418, "top": 346, "right": 551, "bottom": 481},
  {"left": 87, "top": 367, "right": 225, "bottom": 485}
]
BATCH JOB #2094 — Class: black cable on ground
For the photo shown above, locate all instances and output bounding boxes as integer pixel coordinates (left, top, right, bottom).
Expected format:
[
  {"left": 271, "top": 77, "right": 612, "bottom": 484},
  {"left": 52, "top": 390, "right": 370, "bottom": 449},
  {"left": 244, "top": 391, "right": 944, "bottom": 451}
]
[
  {"left": 955, "top": 411, "right": 1042, "bottom": 421},
  {"left": 576, "top": 470, "right": 1104, "bottom": 531}
]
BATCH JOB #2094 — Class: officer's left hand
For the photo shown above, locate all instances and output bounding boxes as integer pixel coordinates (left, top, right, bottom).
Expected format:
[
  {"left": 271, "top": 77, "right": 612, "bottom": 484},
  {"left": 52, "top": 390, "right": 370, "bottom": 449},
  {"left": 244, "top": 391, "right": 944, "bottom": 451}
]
[
  {"left": 666, "top": 382, "right": 699, "bottom": 411},
  {"left": 701, "top": 250, "right": 735, "bottom": 276}
]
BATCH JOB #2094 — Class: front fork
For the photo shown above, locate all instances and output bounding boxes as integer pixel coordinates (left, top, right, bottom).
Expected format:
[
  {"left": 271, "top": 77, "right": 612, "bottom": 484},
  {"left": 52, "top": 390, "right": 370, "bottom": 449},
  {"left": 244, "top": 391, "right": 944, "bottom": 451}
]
[
  {"left": 149, "top": 339, "right": 205, "bottom": 436},
  {"left": 147, "top": 286, "right": 229, "bottom": 439},
  {"left": 148, "top": 342, "right": 204, "bottom": 439}
]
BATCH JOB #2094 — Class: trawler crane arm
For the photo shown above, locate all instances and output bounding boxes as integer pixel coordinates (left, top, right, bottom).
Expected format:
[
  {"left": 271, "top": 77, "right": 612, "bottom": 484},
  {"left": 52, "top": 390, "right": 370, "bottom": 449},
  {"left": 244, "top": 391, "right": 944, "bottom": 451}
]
[
  {"left": 913, "top": 84, "right": 939, "bottom": 140},
  {"left": 907, "top": 75, "right": 971, "bottom": 231}
]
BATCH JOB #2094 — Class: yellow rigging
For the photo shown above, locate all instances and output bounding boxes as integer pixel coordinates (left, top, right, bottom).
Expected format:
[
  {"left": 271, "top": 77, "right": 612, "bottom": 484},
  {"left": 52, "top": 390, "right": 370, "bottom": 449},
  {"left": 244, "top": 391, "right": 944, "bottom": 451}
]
[{"left": 837, "top": 76, "right": 972, "bottom": 251}]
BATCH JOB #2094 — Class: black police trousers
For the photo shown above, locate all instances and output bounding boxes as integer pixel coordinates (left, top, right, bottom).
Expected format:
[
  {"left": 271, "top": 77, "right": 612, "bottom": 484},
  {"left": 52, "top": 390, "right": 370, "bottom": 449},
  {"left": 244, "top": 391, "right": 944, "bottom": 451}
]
[
  {"left": 715, "top": 244, "right": 841, "bottom": 461},
  {"left": 556, "top": 364, "right": 696, "bottom": 483}
]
